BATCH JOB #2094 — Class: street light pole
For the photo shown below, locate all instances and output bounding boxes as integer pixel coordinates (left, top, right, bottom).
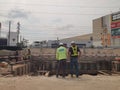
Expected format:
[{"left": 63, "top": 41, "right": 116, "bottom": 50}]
[{"left": 0, "top": 22, "right": 1, "bottom": 38}]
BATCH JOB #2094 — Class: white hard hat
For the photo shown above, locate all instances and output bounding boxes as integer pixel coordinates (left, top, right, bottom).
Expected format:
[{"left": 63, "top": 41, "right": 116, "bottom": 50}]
[
  {"left": 59, "top": 43, "right": 63, "bottom": 45},
  {"left": 71, "top": 41, "right": 75, "bottom": 44}
]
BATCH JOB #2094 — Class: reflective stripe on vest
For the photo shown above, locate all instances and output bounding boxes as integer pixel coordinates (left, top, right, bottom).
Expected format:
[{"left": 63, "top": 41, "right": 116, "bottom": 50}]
[{"left": 71, "top": 46, "right": 78, "bottom": 56}]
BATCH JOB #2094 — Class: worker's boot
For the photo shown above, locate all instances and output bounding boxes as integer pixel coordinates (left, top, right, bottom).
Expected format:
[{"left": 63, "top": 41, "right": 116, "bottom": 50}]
[
  {"left": 71, "top": 74, "right": 73, "bottom": 78},
  {"left": 56, "top": 75, "right": 58, "bottom": 78},
  {"left": 62, "top": 75, "right": 65, "bottom": 78},
  {"left": 76, "top": 75, "right": 79, "bottom": 78}
]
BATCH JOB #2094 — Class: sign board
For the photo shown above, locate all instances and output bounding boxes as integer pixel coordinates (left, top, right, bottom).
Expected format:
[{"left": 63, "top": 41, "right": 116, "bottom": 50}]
[
  {"left": 111, "top": 11, "right": 120, "bottom": 38},
  {"left": 111, "top": 28, "right": 120, "bottom": 38},
  {"left": 112, "top": 11, "right": 120, "bottom": 21},
  {"left": 111, "top": 22, "right": 120, "bottom": 29}
]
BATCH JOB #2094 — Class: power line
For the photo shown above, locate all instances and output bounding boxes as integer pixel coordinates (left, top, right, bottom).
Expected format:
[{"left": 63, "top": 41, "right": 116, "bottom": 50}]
[
  {"left": 0, "top": 11, "right": 108, "bottom": 16},
  {"left": 22, "top": 25, "right": 92, "bottom": 27},
  {"left": 30, "top": 12, "right": 106, "bottom": 15},
  {"left": 2, "top": 24, "right": 111, "bottom": 30},
  {"left": 0, "top": 2, "right": 119, "bottom": 8},
  {"left": 21, "top": 31, "right": 92, "bottom": 34},
  {"left": 1, "top": 31, "right": 91, "bottom": 36},
  {"left": 20, "top": 33, "right": 90, "bottom": 37}
]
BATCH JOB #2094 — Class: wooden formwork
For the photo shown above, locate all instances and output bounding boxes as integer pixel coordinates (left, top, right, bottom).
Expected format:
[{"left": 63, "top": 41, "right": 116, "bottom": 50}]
[
  {"left": 79, "top": 61, "right": 97, "bottom": 75},
  {"left": 112, "top": 61, "right": 120, "bottom": 72},
  {"left": 30, "top": 59, "right": 98, "bottom": 75},
  {"left": 30, "top": 55, "right": 120, "bottom": 75},
  {"left": 11, "top": 61, "right": 31, "bottom": 76},
  {"left": 78, "top": 56, "right": 98, "bottom": 75},
  {"left": 29, "top": 48, "right": 120, "bottom": 75},
  {"left": 96, "top": 56, "right": 114, "bottom": 72}
]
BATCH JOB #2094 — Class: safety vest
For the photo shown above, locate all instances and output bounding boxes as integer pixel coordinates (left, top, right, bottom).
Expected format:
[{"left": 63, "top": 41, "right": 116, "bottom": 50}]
[
  {"left": 56, "top": 46, "right": 67, "bottom": 60},
  {"left": 71, "top": 46, "right": 78, "bottom": 56}
]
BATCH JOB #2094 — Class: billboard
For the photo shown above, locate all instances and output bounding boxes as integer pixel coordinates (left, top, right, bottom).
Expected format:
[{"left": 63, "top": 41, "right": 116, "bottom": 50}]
[
  {"left": 111, "top": 22, "right": 120, "bottom": 29},
  {"left": 112, "top": 11, "right": 120, "bottom": 21},
  {"left": 111, "top": 28, "right": 120, "bottom": 38},
  {"left": 111, "top": 11, "right": 120, "bottom": 38}
]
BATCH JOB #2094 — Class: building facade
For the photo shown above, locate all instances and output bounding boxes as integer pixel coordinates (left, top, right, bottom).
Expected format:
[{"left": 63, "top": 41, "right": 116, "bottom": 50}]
[
  {"left": 60, "top": 39, "right": 93, "bottom": 48},
  {"left": 7, "top": 32, "right": 18, "bottom": 46},
  {"left": 93, "top": 11, "right": 120, "bottom": 47}
]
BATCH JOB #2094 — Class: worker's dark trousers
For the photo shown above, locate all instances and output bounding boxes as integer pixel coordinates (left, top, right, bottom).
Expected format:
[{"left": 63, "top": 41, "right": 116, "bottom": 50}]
[
  {"left": 70, "top": 57, "right": 79, "bottom": 77},
  {"left": 56, "top": 59, "right": 66, "bottom": 77}
]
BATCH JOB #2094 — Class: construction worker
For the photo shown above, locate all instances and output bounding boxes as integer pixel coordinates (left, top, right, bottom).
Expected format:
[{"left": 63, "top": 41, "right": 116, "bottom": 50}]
[
  {"left": 56, "top": 43, "right": 67, "bottom": 78},
  {"left": 68, "top": 41, "right": 81, "bottom": 78},
  {"left": 15, "top": 50, "right": 19, "bottom": 62},
  {"left": 27, "top": 48, "right": 31, "bottom": 60}
]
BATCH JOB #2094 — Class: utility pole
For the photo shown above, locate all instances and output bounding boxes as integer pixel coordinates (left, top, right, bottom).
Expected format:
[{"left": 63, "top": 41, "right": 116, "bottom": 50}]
[
  {"left": 20, "top": 35, "right": 22, "bottom": 43},
  {"left": 57, "top": 37, "right": 59, "bottom": 47},
  {"left": 17, "top": 22, "right": 20, "bottom": 46},
  {"left": 0, "top": 22, "right": 1, "bottom": 38},
  {"left": 8, "top": 21, "right": 11, "bottom": 46}
]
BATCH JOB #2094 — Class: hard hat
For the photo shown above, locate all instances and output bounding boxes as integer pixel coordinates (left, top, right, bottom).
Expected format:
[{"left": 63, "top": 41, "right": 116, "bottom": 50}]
[
  {"left": 59, "top": 43, "right": 63, "bottom": 45},
  {"left": 71, "top": 41, "right": 75, "bottom": 44}
]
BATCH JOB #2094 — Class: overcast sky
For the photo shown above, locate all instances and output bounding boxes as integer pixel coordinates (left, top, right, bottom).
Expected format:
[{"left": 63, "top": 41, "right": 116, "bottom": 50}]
[{"left": 0, "top": 0, "right": 120, "bottom": 43}]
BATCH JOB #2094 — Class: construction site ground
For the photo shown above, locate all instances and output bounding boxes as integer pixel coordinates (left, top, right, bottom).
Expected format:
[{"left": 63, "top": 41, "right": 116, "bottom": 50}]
[
  {"left": 0, "top": 48, "right": 120, "bottom": 90},
  {"left": 0, "top": 75, "right": 120, "bottom": 90}
]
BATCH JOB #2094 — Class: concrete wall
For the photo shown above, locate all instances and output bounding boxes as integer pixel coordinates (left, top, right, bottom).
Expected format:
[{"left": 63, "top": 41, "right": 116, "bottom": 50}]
[
  {"left": 93, "top": 15, "right": 112, "bottom": 47},
  {"left": 93, "top": 41, "right": 102, "bottom": 47},
  {"left": 93, "top": 18, "right": 103, "bottom": 34}
]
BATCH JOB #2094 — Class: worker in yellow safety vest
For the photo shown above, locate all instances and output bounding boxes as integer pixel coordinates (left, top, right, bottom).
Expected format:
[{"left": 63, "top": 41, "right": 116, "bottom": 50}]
[
  {"left": 68, "top": 41, "right": 81, "bottom": 78},
  {"left": 56, "top": 43, "right": 67, "bottom": 78}
]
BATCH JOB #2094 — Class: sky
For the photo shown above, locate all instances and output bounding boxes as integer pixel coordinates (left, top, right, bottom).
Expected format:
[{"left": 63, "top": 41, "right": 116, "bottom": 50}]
[{"left": 0, "top": 0, "right": 120, "bottom": 43}]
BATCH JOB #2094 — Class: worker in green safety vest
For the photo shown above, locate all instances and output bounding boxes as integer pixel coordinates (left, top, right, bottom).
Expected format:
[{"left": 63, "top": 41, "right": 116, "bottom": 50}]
[{"left": 56, "top": 43, "right": 67, "bottom": 78}]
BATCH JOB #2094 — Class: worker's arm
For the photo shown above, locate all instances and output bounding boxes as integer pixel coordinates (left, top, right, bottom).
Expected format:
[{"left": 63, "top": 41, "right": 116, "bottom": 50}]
[
  {"left": 66, "top": 49, "right": 68, "bottom": 60},
  {"left": 78, "top": 51, "right": 81, "bottom": 58},
  {"left": 67, "top": 48, "right": 71, "bottom": 60},
  {"left": 56, "top": 49, "right": 59, "bottom": 60},
  {"left": 77, "top": 47, "right": 81, "bottom": 59}
]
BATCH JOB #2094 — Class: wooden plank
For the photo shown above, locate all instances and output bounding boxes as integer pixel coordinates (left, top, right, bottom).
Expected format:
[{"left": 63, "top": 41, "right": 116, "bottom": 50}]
[
  {"left": 98, "top": 71, "right": 110, "bottom": 75},
  {"left": 13, "top": 64, "right": 25, "bottom": 70},
  {"left": 37, "top": 70, "right": 48, "bottom": 75}
]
